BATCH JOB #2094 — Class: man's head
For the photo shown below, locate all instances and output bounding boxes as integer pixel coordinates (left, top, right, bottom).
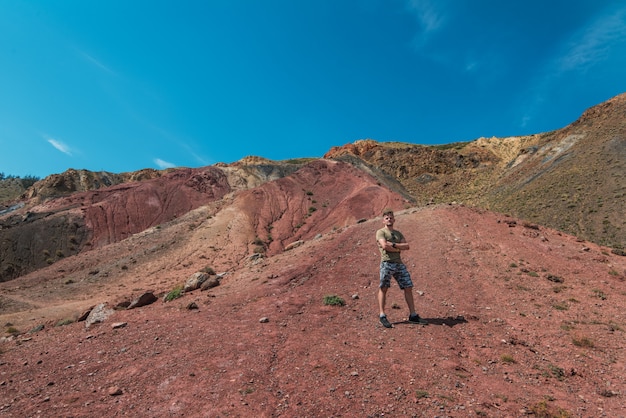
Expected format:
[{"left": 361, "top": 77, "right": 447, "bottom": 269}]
[{"left": 382, "top": 209, "right": 395, "bottom": 226}]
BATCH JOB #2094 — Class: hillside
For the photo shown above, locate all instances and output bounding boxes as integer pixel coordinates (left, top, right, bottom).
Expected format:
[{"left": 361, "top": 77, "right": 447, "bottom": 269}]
[
  {"left": 324, "top": 93, "right": 626, "bottom": 248},
  {"left": 0, "top": 94, "right": 625, "bottom": 417},
  {"left": 1, "top": 201, "right": 624, "bottom": 416}
]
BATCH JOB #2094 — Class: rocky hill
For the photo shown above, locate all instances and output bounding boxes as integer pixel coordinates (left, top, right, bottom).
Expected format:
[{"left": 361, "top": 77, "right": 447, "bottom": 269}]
[
  {"left": 325, "top": 93, "right": 626, "bottom": 249},
  {"left": 0, "top": 94, "right": 625, "bottom": 417}
]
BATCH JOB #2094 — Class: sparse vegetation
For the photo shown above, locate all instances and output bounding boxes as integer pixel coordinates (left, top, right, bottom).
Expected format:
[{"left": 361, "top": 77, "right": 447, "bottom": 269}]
[
  {"left": 529, "top": 399, "right": 572, "bottom": 418},
  {"left": 323, "top": 295, "right": 345, "bottom": 306},
  {"left": 6, "top": 326, "right": 20, "bottom": 335},
  {"left": 200, "top": 266, "right": 215, "bottom": 275},
  {"left": 415, "top": 390, "right": 429, "bottom": 399},
  {"left": 500, "top": 354, "right": 516, "bottom": 364},
  {"left": 164, "top": 285, "right": 184, "bottom": 302},
  {"left": 56, "top": 318, "right": 74, "bottom": 327},
  {"left": 572, "top": 335, "right": 594, "bottom": 348},
  {"left": 545, "top": 364, "right": 566, "bottom": 381}
]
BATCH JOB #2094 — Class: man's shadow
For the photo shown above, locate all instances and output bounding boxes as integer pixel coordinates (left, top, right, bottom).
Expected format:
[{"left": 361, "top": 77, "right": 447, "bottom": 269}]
[{"left": 394, "top": 315, "right": 468, "bottom": 327}]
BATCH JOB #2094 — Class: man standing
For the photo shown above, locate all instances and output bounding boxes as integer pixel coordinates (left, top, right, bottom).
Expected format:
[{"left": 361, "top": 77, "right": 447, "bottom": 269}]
[{"left": 376, "top": 209, "right": 428, "bottom": 328}]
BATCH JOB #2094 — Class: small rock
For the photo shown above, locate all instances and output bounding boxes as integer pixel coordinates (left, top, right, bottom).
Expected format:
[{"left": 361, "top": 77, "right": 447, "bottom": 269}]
[
  {"left": 259, "top": 317, "right": 270, "bottom": 323},
  {"left": 108, "top": 386, "right": 123, "bottom": 396},
  {"left": 28, "top": 324, "right": 45, "bottom": 334},
  {"left": 85, "top": 303, "right": 114, "bottom": 329},
  {"left": 284, "top": 240, "right": 304, "bottom": 251},
  {"left": 351, "top": 294, "right": 359, "bottom": 300},
  {"left": 186, "top": 302, "right": 199, "bottom": 310},
  {"left": 77, "top": 306, "right": 95, "bottom": 322},
  {"left": 184, "top": 272, "right": 210, "bottom": 292},
  {"left": 111, "top": 322, "right": 127, "bottom": 329},
  {"left": 115, "top": 300, "right": 131, "bottom": 309},
  {"left": 127, "top": 292, "right": 157, "bottom": 309},
  {"left": 200, "top": 276, "right": 220, "bottom": 291}
]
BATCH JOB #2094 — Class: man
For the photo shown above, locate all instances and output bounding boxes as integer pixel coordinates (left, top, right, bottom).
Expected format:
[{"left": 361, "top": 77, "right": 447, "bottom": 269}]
[{"left": 376, "top": 209, "right": 428, "bottom": 328}]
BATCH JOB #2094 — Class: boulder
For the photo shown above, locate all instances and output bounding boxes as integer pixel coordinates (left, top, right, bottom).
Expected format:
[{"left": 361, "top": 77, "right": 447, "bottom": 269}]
[
  {"left": 84, "top": 303, "right": 114, "bottom": 328},
  {"left": 127, "top": 292, "right": 158, "bottom": 309},
  {"left": 184, "top": 272, "right": 210, "bottom": 292}
]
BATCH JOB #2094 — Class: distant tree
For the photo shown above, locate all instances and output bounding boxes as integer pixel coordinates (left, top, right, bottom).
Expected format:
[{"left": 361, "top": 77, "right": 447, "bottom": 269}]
[
  {"left": 20, "top": 175, "right": 40, "bottom": 188},
  {"left": 0, "top": 172, "right": 4, "bottom": 180}
]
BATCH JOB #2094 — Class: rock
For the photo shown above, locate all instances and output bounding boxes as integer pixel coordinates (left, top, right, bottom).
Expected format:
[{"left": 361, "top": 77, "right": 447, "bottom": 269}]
[
  {"left": 200, "top": 276, "right": 220, "bottom": 291},
  {"left": 84, "top": 303, "right": 114, "bottom": 329},
  {"left": 77, "top": 306, "right": 95, "bottom": 322},
  {"left": 259, "top": 317, "right": 270, "bottom": 323},
  {"left": 284, "top": 240, "right": 304, "bottom": 251},
  {"left": 127, "top": 292, "right": 158, "bottom": 309},
  {"left": 108, "top": 386, "right": 123, "bottom": 396},
  {"left": 28, "top": 324, "right": 45, "bottom": 334},
  {"left": 184, "top": 272, "right": 210, "bottom": 292},
  {"left": 115, "top": 300, "right": 131, "bottom": 309},
  {"left": 111, "top": 322, "right": 127, "bottom": 329},
  {"left": 186, "top": 302, "right": 199, "bottom": 310}
]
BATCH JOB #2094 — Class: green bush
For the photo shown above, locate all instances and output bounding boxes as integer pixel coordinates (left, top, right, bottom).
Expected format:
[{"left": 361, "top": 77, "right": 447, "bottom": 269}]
[
  {"left": 164, "top": 285, "right": 184, "bottom": 302},
  {"left": 323, "top": 295, "right": 345, "bottom": 306},
  {"left": 200, "top": 266, "right": 215, "bottom": 275}
]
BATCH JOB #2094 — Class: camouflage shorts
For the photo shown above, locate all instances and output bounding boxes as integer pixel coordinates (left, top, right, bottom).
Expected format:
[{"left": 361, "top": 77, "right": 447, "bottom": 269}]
[{"left": 379, "top": 262, "right": 413, "bottom": 289}]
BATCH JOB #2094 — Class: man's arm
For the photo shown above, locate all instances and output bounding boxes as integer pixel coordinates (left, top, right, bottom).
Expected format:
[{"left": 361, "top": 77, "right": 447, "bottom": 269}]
[
  {"left": 397, "top": 235, "right": 409, "bottom": 251},
  {"left": 378, "top": 237, "right": 403, "bottom": 252}
]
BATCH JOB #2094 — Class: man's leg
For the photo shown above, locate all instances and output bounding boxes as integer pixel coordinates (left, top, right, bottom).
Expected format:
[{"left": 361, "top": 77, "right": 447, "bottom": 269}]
[
  {"left": 405, "top": 287, "right": 428, "bottom": 324},
  {"left": 378, "top": 287, "right": 393, "bottom": 328},
  {"left": 378, "top": 287, "right": 388, "bottom": 316},
  {"left": 403, "top": 287, "right": 416, "bottom": 315}
]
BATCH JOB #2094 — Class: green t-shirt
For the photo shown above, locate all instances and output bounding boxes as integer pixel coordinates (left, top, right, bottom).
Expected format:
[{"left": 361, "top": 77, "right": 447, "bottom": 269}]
[{"left": 376, "top": 228, "right": 405, "bottom": 263}]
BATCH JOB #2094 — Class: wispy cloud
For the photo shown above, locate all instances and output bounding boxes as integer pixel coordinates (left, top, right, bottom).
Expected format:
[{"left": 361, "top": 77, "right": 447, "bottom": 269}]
[
  {"left": 154, "top": 158, "right": 176, "bottom": 169},
  {"left": 518, "top": 6, "right": 626, "bottom": 130},
  {"left": 406, "top": 0, "right": 445, "bottom": 34},
  {"left": 76, "top": 48, "right": 117, "bottom": 76},
  {"left": 556, "top": 7, "right": 626, "bottom": 74},
  {"left": 404, "top": 0, "right": 447, "bottom": 51},
  {"left": 46, "top": 136, "right": 73, "bottom": 156}
]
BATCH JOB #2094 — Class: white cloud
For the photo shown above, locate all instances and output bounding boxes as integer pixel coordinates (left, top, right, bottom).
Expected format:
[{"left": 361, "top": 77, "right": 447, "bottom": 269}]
[
  {"left": 77, "top": 49, "right": 117, "bottom": 75},
  {"left": 406, "top": 0, "right": 445, "bottom": 34},
  {"left": 46, "top": 137, "right": 72, "bottom": 156},
  {"left": 404, "top": 0, "right": 448, "bottom": 51},
  {"left": 557, "top": 7, "right": 626, "bottom": 73},
  {"left": 154, "top": 158, "right": 176, "bottom": 169}
]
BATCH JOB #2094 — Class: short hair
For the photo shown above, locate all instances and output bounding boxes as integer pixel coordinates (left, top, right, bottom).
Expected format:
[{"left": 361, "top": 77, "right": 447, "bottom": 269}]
[{"left": 382, "top": 208, "right": 394, "bottom": 217}]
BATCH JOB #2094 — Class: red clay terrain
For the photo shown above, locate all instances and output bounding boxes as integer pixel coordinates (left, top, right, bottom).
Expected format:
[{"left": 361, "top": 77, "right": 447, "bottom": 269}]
[
  {"left": 1, "top": 156, "right": 625, "bottom": 416},
  {"left": 2, "top": 88, "right": 626, "bottom": 416}
]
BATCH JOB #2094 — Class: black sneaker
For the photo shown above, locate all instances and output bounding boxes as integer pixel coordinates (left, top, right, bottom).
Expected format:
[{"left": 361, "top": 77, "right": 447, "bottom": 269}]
[
  {"left": 408, "top": 313, "right": 428, "bottom": 325},
  {"left": 379, "top": 315, "right": 393, "bottom": 328}
]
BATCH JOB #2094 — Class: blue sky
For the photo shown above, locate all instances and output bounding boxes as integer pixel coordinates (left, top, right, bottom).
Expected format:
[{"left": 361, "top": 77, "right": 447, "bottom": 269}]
[{"left": 1, "top": 1, "right": 625, "bottom": 178}]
